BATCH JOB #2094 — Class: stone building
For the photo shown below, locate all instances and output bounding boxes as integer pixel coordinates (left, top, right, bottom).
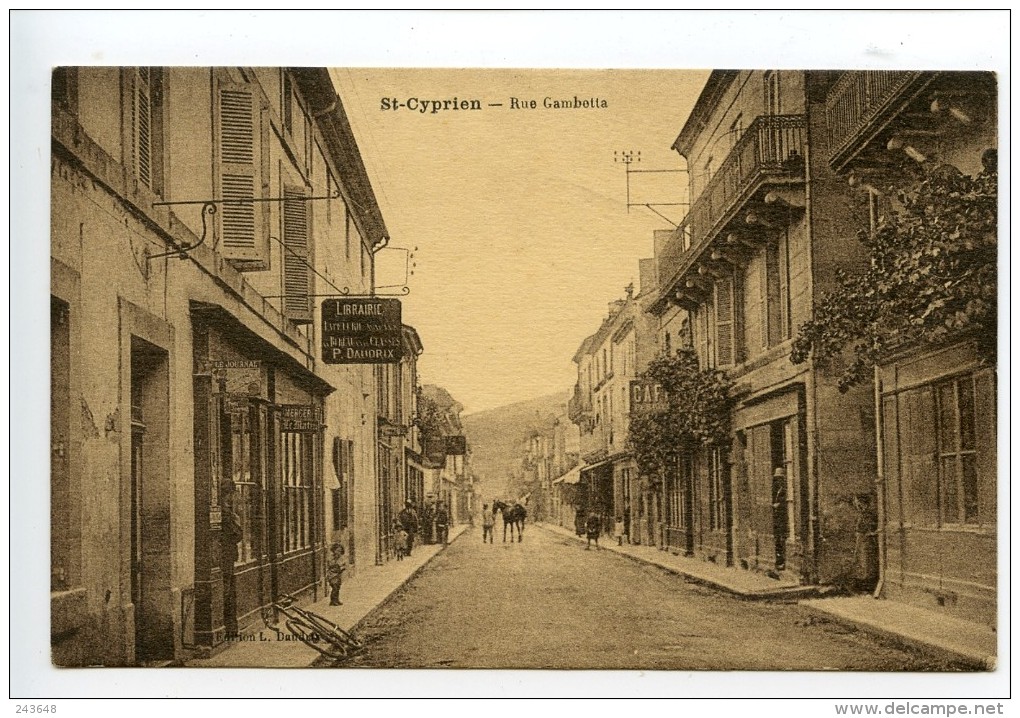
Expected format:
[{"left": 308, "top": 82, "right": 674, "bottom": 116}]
[
  {"left": 568, "top": 272, "right": 660, "bottom": 542},
  {"left": 50, "top": 67, "right": 389, "bottom": 665},
  {"left": 648, "top": 70, "right": 878, "bottom": 585},
  {"left": 822, "top": 71, "right": 998, "bottom": 625}
]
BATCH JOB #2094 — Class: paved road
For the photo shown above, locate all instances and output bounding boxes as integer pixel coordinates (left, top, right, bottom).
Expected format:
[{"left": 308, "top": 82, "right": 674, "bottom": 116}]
[{"left": 342, "top": 526, "right": 967, "bottom": 670}]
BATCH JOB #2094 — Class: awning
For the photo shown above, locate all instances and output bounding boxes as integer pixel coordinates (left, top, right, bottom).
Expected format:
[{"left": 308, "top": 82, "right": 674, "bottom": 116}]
[{"left": 553, "top": 465, "right": 583, "bottom": 485}]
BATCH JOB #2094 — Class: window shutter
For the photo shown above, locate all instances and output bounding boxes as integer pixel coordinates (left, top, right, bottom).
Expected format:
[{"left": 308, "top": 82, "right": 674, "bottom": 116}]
[
  {"left": 779, "top": 233, "right": 790, "bottom": 340},
  {"left": 758, "top": 251, "right": 769, "bottom": 350},
  {"left": 216, "top": 82, "right": 269, "bottom": 269},
  {"left": 282, "top": 185, "right": 313, "bottom": 324},
  {"left": 715, "top": 276, "right": 735, "bottom": 366},
  {"left": 131, "top": 67, "right": 152, "bottom": 188}
]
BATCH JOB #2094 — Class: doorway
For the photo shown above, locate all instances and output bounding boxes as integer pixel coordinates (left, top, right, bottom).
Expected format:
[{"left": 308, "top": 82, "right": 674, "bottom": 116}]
[{"left": 130, "top": 338, "right": 171, "bottom": 663}]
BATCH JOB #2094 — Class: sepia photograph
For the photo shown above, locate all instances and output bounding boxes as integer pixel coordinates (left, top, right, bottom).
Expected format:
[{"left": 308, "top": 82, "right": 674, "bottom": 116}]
[{"left": 11, "top": 9, "right": 1010, "bottom": 708}]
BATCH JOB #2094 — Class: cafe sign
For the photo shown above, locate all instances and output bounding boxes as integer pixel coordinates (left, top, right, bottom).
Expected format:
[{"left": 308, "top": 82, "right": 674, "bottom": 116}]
[
  {"left": 321, "top": 298, "right": 403, "bottom": 364},
  {"left": 629, "top": 379, "right": 668, "bottom": 414}
]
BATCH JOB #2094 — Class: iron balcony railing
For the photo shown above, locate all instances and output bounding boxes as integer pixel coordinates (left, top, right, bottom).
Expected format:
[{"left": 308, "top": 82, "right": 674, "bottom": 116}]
[
  {"left": 825, "top": 70, "right": 929, "bottom": 169},
  {"left": 657, "top": 114, "right": 807, "bottom": 291},
  {"left": 567, "top": 384, "right": 592, "bottom": 423}
]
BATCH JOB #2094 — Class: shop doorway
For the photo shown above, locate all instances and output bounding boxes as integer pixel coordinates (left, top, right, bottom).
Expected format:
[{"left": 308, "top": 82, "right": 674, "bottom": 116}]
[{"left": 129, "top": 338, "right": 172, "bottom": 663}]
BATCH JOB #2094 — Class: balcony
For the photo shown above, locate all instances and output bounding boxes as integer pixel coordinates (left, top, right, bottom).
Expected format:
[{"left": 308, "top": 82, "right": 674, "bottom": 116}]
[
  {"left": 655, "top": 114, "right": 806, "bottom": 308},
  {"left": 567, "top": 384, "right": 592, "bottom": 424},
  {"left": 825, "top": 71, "right": 932, "bottom": 171}
]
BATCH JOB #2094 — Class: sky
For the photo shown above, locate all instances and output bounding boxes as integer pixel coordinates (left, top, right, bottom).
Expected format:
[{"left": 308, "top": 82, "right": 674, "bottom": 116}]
[{"left": 332, "top": 68, "right": 709, "bottom": 415}]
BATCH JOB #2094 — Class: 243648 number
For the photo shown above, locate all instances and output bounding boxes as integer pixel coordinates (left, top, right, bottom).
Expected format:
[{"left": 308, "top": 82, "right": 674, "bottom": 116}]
[{"left": 15, "top": 707, "right": 56, "bottom": 714}]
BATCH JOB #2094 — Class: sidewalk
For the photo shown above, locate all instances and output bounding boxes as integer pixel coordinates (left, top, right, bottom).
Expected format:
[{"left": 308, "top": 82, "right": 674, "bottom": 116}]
[
  {"left": 800, "top": 595, "right": 997, "bottom": 670},
  {"left": 539, "top": 522, "right": 997, "bottom": 670},
  {"left": 538, "top": 522, "right": 820, "bottom": 599},
  {"left": 185, "top": 524, "right": 468, "bottom": 668}
]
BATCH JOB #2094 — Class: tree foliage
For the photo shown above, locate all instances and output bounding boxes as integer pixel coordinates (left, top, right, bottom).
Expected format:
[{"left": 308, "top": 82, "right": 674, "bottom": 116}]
[
  {"left": 791, "top": 163, "right": 997, "bottom": 391},
  {"left": 413, "top": 386, "right": 445, "bottom": 444},
  {"left": 627, "top": 349, "right": 734, "bottom": 479}
]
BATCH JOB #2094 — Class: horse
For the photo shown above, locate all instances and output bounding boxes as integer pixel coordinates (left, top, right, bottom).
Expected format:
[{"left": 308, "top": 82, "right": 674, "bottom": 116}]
[{"left": 493, "top": 500, "right": 527, "bottom": 543}]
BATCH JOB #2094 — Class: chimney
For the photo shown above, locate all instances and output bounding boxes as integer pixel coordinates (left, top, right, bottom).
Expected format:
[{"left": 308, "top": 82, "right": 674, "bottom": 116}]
[{"left": 639, "top": 257, "right": 657, "bottom": 294}]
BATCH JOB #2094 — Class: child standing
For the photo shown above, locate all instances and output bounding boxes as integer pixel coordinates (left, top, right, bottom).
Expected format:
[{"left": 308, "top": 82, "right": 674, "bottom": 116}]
[
  {"left": 392, "top": 518, "right": 408, "bottom": 560},
  {"left": 614, "top": 516, "right": 625, "bottom": 546},
  {"left": 585, "top": 512, "right": 601, "bottom": 550},
  {"left": 326, "top": 542, "right": 346, "bottom": 606}
]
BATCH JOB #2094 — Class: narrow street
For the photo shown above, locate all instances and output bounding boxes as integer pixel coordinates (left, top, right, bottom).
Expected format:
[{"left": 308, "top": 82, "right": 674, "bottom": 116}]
[{"left": 343, "top": 526, "right": 967, "bottom": 670}]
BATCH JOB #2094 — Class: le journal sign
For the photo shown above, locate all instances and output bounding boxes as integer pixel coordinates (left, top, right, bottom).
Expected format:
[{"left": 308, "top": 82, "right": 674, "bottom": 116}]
[{"left": 321, "top": 298, "right": 403, "bottom": 364}]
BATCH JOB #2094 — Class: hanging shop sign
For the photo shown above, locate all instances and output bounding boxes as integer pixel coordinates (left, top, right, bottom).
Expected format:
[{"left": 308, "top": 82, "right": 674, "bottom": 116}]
[
  {"left": 321, "top": 298, "right": 403, "bottom": 364},
  {"left": 424, "top": 437, "right": 447, "bottom": 465},
  {"left": 445, "top": 435, "right": 467, "bottom": 455},
  {"left": 278, "top": 404, "right": 323, "bottom": 432},
  {"left": 629, "top": 379, "right": 667, "bottom": 414}
]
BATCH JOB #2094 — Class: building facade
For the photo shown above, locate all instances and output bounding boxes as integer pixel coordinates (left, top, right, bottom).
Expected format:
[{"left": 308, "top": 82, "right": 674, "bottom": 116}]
[
  {"left": 50, "top": 67, "right": 390, "bottom": 665},
  {"left": 823, "top": 71, "right": 998, "bottom": 625},
  {"left": 648, "top": 70, "right": 878, "bottom": 585},
  {"left": 568, "top": 277, "right": 660, "bottom": 542}
]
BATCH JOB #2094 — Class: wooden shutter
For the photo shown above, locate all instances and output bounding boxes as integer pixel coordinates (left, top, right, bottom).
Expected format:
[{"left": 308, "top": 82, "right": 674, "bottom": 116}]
[
  {"left": 779, "top": 232, "right": 790, "bottom": 340},
  {"left": 715, "top": 276, "right": 735, "bottom": 366},
  {"left": 282, "top": 185, "right": 313, "bottom": 324},
  {"left": 131, "top": 68, "right": 152, "bottom": 188},
  {"left": 216, "top": 81, "right": 269, "bottom": 269}
]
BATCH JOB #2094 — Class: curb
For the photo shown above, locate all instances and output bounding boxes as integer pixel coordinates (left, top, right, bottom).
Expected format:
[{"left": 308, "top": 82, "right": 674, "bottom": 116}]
[
  {"left": 310, "top": 525, "right": 467, "bottom": 667},
  {"left": 536, "top": 522, "right": 828, "bottom": 601},
  {"left": 797, "top": 602, "right": 996, "bottom": 671}
]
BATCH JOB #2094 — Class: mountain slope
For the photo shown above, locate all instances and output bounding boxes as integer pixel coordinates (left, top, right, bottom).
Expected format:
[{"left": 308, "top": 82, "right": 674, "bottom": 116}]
[{"left": 462, "top": 391, "right": 570, "bottom": 501}]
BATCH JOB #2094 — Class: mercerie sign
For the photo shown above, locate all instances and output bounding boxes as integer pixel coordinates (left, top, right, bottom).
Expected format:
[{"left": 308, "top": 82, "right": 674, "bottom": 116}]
[{"left": 321, "top": 298, "right": 403, "bottom": 364}]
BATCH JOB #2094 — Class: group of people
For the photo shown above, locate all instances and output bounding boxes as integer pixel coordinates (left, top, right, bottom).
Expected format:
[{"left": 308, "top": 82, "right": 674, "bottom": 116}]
[
  {"left": 575, "top": 510, "right": 631, "bottom": 550},
  {"left": 391, "top": 500, "right": 450, "bottom": 560}
]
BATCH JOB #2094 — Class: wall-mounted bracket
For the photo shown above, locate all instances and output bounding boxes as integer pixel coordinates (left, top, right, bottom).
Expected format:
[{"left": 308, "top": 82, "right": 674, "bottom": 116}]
[{"left": 146, "top": 189, "right": 340, "bottom": 265}]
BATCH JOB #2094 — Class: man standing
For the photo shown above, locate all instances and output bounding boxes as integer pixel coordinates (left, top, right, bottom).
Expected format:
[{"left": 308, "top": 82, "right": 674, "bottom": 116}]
[
  {"left": 482, "top": 504, "right": 495, "bottom": 544},
  {"left": 398, "top": 501, "right": 420, "bottom": 557},
  {"left": 435, "top": 502, "right": 450, "bottom": 545}
]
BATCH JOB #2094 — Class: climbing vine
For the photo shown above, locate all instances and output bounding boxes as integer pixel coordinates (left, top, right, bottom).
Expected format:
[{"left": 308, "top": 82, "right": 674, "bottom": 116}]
[
  {"left": 627, "top": 348, "right": 734, "bottom": 479},
  {"left": 791, "top": 162, "right": 997, "bottom": 391},
  {"left": 413, "top": 386, "right": 445, "bottom": 445}
]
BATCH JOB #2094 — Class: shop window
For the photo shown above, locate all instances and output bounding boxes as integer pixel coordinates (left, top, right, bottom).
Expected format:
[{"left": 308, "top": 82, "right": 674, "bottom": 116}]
[
  {"left": 230, "top": 407, "right": 265, "bottom": 565},
  {"left": 216, "top": 77, "right": 270, "bottom": 270},
  {"left": 936, "top": 376, "right": 980, "bottom": 525},
  {"left": 282, "top": 431, "right": 313, "bottom": 552}
]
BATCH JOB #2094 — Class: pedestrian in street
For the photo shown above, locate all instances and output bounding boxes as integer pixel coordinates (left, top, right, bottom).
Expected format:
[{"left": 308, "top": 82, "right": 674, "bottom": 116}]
[
  {"left": 614, "top": 515, "right": 625, "bottom": 546},
  {"left": 326, "top": 542, "right": 346, "bottom": 605},
  {"left": 435, "top": 502, "right": 450, "bottom": 545},
  {"left": 574, "top": 509, "right": 585, "bottom": 537},
  {"left": 398, "top": 501, "right": 419, "bottom": 557},
  {"left": 392, "top": 518, "right": 408, "bottom": 561},
  {"left": 585, "top": 512, "right": 601, "bottom": 550},
  {"left": 482, "top": 504, "right": 495, "bottom": 544}
]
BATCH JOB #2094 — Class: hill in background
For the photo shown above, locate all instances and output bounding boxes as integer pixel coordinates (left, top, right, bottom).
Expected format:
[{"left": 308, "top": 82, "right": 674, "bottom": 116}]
[{"left": 462, "top": 391, "right": 570, "bottom": 502}]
